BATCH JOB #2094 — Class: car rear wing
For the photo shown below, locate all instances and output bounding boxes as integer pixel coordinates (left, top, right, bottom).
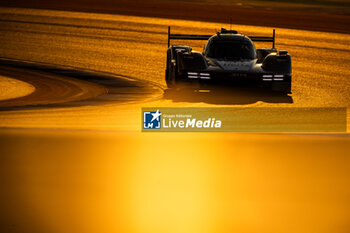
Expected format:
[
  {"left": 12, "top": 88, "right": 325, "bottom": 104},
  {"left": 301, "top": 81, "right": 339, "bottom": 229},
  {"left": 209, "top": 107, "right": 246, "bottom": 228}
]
[{"left": 167, "top": 26, "right": 276, "bottom": 48}]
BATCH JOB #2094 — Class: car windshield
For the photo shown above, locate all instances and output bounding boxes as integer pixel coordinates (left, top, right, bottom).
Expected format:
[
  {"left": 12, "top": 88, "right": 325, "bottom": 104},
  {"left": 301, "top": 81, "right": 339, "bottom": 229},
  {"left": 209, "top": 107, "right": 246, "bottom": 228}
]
[{"left": 207, "top": 41, "right": 255, "bottom": 60}]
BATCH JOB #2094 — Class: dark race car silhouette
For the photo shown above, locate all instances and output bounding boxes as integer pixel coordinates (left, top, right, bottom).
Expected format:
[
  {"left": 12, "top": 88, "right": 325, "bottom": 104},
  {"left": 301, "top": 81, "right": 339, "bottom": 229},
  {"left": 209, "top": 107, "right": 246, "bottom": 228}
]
[{"left": 165, "top": 26, "right": 292, "bottom": 94}]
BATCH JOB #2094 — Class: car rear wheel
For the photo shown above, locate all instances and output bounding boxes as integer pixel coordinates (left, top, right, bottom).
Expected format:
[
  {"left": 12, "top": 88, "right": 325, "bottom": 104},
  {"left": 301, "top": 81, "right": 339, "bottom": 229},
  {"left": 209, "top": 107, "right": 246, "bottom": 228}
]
[{"left": 165, "top": 66, "right": 177, "bottom": 88}]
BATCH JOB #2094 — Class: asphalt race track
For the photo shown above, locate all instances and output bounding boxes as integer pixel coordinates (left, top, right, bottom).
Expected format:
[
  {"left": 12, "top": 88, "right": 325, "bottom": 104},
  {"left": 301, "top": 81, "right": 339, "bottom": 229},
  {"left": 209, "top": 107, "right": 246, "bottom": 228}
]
[{"left": 0, "top": 7, "right": 349, "bottom": 233}]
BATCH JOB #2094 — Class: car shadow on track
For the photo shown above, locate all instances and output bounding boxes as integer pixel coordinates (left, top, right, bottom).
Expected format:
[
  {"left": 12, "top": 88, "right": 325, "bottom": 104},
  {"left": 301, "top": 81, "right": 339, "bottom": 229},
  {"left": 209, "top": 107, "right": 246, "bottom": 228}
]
[{"left": 163, "top": 86, "right": 293, "bottom": 105}]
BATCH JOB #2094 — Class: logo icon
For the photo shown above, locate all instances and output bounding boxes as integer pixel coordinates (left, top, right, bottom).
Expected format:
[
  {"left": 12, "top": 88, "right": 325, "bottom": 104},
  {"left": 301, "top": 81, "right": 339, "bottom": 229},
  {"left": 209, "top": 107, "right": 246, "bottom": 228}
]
[{"left": 143, "top": 110, "right": 161, "bottom": 129}]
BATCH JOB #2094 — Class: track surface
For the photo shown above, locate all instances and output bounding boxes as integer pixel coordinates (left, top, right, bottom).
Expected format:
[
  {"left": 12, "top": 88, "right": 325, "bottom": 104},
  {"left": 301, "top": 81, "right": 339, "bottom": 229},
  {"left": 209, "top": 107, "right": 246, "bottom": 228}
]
[
  {"left": 0, "top": 74, "right": 35, "bottom": 101},
  {"left": 0, "top": 61, "right": 163, "bottom": 109},
  {"left": 0, "top": 7, "right": 349, "bottom": 233},
  {"left": 2, "top": 0, "right": 350, "bottom": 34}
]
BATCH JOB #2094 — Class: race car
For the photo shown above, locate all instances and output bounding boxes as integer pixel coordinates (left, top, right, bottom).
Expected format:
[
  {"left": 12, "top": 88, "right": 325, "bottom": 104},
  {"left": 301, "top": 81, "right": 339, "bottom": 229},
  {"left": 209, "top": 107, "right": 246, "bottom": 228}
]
[{"left": 165, "top": 26, "right": 292, "bottom": 93}]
